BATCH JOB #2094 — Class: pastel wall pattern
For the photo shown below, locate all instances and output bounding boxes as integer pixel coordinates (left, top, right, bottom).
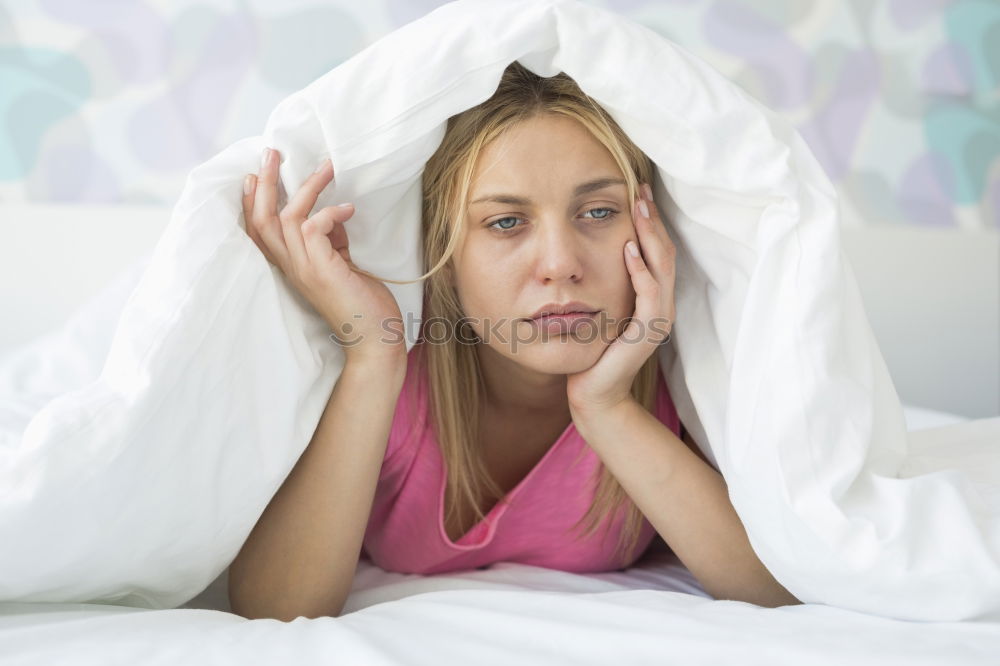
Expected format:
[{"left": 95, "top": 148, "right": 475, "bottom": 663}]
[{"left": 1, "top": 0, "right": 997, "bottom": 229}]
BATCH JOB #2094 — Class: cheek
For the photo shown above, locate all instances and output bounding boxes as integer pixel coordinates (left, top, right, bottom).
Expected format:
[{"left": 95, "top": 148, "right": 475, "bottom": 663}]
[
  {"left": 454, "top": 261, "right": 517, "bottom": 321},
  {"left": 457, "top": 255, "right": 533, "bottom": 345},
  {"left": 600, "top": 252, "right": 638, "bottom": 325},
  {"left": 598, "top": 240, "right": 633, "bottom": 287}
]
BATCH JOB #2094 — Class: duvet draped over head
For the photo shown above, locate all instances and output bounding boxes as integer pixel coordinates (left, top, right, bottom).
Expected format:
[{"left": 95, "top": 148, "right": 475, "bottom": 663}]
[{"left": 1, "top": 0, "right": 999, "bottom": 622}]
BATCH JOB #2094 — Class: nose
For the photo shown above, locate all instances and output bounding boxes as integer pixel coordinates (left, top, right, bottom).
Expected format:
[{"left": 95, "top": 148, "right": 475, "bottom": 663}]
[{"left": 534, "top": 218, "right": 585, "bottom": 283}]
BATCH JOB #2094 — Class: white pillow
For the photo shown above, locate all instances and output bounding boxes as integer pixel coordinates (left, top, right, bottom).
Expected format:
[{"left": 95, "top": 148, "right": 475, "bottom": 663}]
[{"left": 1, "top": 0, "right": 998, "bottom": 621}]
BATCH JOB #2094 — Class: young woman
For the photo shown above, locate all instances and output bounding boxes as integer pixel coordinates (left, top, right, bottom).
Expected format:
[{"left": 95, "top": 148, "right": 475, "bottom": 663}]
[{"left": 228, "top": 62, "right": 800, "bottom": 620}]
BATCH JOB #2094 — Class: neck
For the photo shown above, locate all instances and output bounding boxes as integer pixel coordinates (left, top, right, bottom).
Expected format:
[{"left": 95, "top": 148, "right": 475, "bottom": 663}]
[{"left": 475, "top": 343, "right": 570, "bottom": 418}]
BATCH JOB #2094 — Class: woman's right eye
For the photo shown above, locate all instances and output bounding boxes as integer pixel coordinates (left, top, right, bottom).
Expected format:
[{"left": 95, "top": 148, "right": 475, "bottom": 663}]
[{"left": 487, "top": 216, "right": 524, "bottom": 234}]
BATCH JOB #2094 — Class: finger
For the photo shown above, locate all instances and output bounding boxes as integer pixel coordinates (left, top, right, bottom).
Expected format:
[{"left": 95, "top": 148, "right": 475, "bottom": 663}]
[
  {"left": 598, "top": 240, "right": 661, "bottom": 373},
  {"left": 258, "top": 148, "right": 308, "bottom": 270},
  {"left": 250, "top": 149, "right": 294, "bottom": 270},
  {"left": 639, "top": 184, "right": 676, "bottom": 262},
  {"left": 242, "top": 175, "right": 276, "bottom": 264},
  {"left": 302, "top": 204, "right": 356, "bottom": 273},
  {"left": 634, "top": 193, "right": 677, "bottom": 327},
  {"left": 284, "top": 158, "right": 334, "bottom": 221},
  {"left": 279, "top": 212, "right": 309, "bottom": 273},
  {"left": 241, "top": 174, "right": 258, "bottom": 242},
  {"left": 624, "top": 238, "right": 659, "bottom": 303},
  {"left": 624, "top": 239, "right": 663, "bottom": 343},
  {"left": 253, "top": 147, "right": 279, "bottom": 226},
  {"left": 640, "top": 187, "right": 678, "bottom": 328},
  {"left": 323, "top": 205, "right": 352, "bottom": 260},
  {"left": 633, "top": 194, "right": 675, "bottom": 286},
  {"left": 243, "top": 173, "right": 290, "bottom": 269}
]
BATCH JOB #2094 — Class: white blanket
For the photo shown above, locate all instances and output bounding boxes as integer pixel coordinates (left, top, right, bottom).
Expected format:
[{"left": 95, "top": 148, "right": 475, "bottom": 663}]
[
  {"left": 1, "top": 0, "right": 998, "bottom": 623},
  {"left": 3, "top": 543, "right": 999, "bottom": 665}
]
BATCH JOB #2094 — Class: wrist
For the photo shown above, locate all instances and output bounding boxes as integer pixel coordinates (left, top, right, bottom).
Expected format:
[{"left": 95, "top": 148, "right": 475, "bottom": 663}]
[
  {"left": 571, "top": 397, "right": 641, "bottom": 443},
  {"left": 342, "top": 351, "right": 408, "bottom": 388}
]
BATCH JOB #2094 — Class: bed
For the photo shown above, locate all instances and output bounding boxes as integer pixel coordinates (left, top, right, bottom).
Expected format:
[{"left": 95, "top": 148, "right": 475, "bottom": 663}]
[{"left": 0, "top": 202, "right": 996, "bottom": 664}]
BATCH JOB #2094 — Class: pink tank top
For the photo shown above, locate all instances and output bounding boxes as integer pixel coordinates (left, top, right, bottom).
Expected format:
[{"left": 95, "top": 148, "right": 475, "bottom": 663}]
[{"left": 361, "top": 343, "right": 682, "bottom": 575}]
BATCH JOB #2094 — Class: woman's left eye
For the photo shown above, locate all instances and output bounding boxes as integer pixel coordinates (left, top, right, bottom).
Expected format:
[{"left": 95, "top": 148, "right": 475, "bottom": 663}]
[
  {"left": 584, "top": 207, "right": 617, "bottom": 221},
  {"left": 487, "top": 207, "right": 618, "bottom": 234}
]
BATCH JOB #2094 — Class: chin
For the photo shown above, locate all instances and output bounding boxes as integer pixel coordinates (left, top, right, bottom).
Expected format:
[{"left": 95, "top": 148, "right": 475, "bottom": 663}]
[{"left": 512, "top": 336, "right": 607, "bottom": 375}]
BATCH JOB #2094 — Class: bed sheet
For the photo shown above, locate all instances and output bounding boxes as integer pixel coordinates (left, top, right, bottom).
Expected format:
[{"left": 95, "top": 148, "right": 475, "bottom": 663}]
[
  {"left": 2, "top": 526, "right": 998, "bottom": 666},
  {"left": 2, "top": 407, "right": 997, "bottom": 666}
]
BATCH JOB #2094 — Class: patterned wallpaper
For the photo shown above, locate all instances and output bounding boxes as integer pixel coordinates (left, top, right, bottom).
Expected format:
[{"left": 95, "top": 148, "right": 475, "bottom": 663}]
[{"left": 1, "top": 0, "right": 997, "bottom": 229}]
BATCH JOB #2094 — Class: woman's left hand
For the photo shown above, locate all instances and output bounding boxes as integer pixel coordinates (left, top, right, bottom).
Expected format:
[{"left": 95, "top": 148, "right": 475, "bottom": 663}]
[{"left": 566, "top": 183, "right": 676, "bottom": 420}]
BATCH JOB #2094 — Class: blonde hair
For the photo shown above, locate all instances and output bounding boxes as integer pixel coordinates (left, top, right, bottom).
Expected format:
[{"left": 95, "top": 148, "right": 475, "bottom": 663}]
[{"left": 361, "top": 61, "right": 660, "bottom": 568}]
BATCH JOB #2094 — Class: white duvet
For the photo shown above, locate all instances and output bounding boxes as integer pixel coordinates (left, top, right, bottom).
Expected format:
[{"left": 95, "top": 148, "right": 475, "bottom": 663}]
[
  {"left": 3, "top": 539, "right": 1000, "bottom": 666},
  {"left": 1, "top": 0, "right": 999, "bottom": 634}
]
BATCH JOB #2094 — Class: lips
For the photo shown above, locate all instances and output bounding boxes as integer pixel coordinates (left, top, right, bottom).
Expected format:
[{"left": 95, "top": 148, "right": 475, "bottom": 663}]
[
  {"left": 528, "top": 310, "right": 599, "bottom": 336},
  {"left": 532, "top": 311, "right": 595, "bottom": 320},
  {"left": 528, "top": 301, "right": 598, "bottom": 321}
]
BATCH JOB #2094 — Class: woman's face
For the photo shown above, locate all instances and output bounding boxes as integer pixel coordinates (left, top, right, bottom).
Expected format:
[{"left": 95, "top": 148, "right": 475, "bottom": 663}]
[{"left": 451, "top": 113, "right": 640, "bottom": 376}]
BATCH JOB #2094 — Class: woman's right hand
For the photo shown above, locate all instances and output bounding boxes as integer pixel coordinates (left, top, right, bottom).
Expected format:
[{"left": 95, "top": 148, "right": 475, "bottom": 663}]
[{"left": 242, "top": 147, "right": 406, "bottom": 367}]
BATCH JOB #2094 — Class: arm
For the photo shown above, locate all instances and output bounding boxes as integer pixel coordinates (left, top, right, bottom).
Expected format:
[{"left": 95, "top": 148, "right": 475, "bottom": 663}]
[
  {"left": 228, "top": 357, "right": 407, "bottom": 621},
  {"left": 574, "top": 401, "right": 801, "bottom": 608}
]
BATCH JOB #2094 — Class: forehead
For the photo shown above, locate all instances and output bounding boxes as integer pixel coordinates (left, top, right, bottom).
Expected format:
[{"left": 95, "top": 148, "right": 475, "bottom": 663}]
[{"left": 470, "top": 115, "right": 621, "bottom": 189}]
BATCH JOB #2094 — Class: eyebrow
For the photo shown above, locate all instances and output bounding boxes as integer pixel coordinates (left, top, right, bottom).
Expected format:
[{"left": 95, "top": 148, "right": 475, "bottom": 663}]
[{"left": 469, "top": 177, "right": 626, "bottom": 206}]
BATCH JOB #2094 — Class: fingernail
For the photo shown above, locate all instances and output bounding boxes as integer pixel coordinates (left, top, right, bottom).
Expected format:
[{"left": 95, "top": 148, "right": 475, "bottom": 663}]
[
  {"left": 260, "top": 147, "right": 271, "bottom": 169},
  {"left": 243, "top": 174, "right": 252, "bottom": 195},
  {"left": 642, "top": 183, "right": 653, "bottom": 200},
  {"left": 337, "top": 202, "right": 353, "bottom": 207},
  {"left": 314, "top": 158, "right": 331, "bottom": 174},
  {"left": 638, "top": 199, "right": 649, "bottom": 218},
  {"left": 627, "top": 240, "right": 639, "bottom": 257}
]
